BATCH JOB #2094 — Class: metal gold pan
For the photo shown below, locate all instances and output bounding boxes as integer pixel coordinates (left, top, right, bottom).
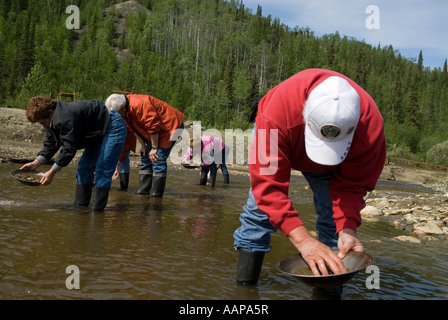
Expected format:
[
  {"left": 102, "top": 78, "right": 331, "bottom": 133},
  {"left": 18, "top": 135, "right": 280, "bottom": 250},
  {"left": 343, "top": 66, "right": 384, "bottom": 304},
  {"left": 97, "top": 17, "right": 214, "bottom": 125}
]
[
  {"left": 10, "top": 169, "right": 44, "bottom": 186},
  {"left": 277, "top": 250, "right": 373, "bottom": 288},
  {"left": 182, "top": 164, "right": 199, "bottom": 169}
]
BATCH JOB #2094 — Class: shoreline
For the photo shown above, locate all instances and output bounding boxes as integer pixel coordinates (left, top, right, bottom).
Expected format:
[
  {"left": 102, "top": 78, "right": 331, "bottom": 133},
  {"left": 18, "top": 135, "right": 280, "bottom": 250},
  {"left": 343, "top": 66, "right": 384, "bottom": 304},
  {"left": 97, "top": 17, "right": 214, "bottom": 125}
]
[
  {"left": 1, "top": 107, "right": 447, "bottom": 183},
  {"left": 2, "top": 106, "right": 448, "bottom": 241}
]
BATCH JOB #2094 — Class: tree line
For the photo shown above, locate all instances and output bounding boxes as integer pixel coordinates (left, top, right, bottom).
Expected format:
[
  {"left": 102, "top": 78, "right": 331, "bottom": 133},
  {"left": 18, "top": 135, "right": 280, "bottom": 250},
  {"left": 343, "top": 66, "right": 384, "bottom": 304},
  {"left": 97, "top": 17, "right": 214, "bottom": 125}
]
[{"left": 0, "top": 0, "right": 447, "bottom": 165}]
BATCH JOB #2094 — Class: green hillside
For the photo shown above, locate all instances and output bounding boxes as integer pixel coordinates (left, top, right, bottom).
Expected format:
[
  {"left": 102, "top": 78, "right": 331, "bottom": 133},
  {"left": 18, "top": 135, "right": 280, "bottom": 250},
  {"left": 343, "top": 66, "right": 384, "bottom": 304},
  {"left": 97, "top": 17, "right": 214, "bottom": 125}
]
[{"left": 1, "top": 0, "right": 447, "bottom": 164}]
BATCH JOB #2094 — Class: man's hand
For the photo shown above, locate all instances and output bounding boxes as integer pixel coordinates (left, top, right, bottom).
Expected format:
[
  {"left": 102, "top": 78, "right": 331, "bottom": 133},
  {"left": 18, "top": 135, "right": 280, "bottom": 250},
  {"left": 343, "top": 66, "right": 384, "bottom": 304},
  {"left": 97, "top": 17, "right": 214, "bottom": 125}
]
[
  {"left": 113, "top": 166, "right": 120, "bottom": 180},
  {"left": 288, "top": 226, "right": 347, "bottom": 276},
  {"left": 149, "top": 148, "right": 159, "bottom": 162},
  {"left": 40, "top": 168, "right": 56, "bottom": 186},
  {"left": 139, "top": 145, "right": 146, "bottom": 158},
  {"left": 337, "top": 228, "right": 364, "bottom": 259},
  {"left": 20, "top": 159, "right": 41, "bottom": 171}
]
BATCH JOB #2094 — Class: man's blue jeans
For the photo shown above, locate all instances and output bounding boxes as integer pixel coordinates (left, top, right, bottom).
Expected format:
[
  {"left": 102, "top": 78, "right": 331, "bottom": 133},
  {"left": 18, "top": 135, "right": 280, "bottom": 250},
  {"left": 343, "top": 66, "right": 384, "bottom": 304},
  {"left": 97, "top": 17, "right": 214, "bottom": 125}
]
[
  {"left": 140, "top": 123, "right": 184, "bottom": 174},
  {"left": 233, "top": 171, "right": 337, "bottom": 253},
  {"left": 200, "top": 149, "right": 229, "bottom": 175},
  {"left": 119, "top": 150, "right": 131, "bottom": 174},
  {"left": 76, "top": 110, "right": 127, "bottom": 188}
]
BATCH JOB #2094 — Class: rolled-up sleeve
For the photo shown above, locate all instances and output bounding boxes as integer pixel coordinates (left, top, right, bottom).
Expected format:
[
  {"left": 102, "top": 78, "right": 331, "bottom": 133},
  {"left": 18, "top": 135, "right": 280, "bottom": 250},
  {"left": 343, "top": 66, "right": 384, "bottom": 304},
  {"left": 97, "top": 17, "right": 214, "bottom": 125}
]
[{"left": 37, "top": 128, "right": 60, "bottom": 164}]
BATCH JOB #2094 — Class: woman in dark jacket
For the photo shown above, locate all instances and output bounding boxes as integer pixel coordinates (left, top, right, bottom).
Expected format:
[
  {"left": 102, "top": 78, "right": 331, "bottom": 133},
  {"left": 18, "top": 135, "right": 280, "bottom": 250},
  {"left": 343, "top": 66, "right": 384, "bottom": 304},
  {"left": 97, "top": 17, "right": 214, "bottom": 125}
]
[{"left": 20, "top": 96, "right": 127, "bottom": 211}]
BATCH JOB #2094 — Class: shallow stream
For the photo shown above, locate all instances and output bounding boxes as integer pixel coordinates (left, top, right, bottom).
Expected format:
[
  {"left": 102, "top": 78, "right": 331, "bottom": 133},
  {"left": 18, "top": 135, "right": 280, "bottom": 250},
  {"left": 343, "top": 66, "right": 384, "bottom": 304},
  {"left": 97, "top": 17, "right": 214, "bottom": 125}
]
[{"left": 0, "top": 163, "right": 447, "bottom": 300}]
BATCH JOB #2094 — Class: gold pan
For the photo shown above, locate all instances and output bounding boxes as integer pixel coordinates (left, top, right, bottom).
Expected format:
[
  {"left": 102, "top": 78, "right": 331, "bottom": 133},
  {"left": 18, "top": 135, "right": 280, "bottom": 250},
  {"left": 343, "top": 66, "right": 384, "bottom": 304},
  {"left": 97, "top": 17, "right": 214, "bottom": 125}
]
[
  {"left": 277, "top": 250, "right": 373, "bottom": 288},
  {"left": 10, "top": 169, "right": 44, "bottom": 186}
]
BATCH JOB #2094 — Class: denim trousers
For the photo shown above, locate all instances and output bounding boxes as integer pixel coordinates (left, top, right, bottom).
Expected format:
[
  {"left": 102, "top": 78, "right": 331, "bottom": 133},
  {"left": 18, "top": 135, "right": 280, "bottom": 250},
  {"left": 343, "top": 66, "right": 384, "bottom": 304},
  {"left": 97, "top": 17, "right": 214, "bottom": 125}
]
[
  {"left": 233, "top": 171, "right": 337, "bottom": 252},
  {"left": 140, "top": 123, "right": 184, "bottom": 174},
  {"left": 200, "top": 150, "right": 229, "bottom": 175},
  {"left": 119, "top": 150, "right": 131, "bottom": 174},
  {"left": 76, "top": 110, "right": 127, "bottom": 188}
]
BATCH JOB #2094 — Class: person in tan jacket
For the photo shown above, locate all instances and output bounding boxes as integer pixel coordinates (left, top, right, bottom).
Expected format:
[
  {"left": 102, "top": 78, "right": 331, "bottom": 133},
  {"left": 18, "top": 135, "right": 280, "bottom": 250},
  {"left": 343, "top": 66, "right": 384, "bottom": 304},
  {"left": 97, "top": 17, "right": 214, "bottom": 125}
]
[{"left": 106, "top": 94, "right": 185, "bottom": 197}]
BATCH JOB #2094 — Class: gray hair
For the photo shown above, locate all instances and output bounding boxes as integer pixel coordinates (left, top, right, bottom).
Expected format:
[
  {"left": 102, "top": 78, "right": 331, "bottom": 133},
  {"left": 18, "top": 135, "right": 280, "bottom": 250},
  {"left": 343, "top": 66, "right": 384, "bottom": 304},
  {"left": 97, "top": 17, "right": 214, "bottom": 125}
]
[{"left": 105, "top": 94, "right": 127, "bottom": 112}]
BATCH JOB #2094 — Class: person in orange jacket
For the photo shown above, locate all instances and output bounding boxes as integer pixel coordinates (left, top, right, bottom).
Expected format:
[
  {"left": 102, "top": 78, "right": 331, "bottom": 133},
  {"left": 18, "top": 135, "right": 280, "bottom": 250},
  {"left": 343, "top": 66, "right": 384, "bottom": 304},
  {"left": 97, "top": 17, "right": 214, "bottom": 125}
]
[{"left": 106, "top": 93, "right": 185, "bottom": 197}]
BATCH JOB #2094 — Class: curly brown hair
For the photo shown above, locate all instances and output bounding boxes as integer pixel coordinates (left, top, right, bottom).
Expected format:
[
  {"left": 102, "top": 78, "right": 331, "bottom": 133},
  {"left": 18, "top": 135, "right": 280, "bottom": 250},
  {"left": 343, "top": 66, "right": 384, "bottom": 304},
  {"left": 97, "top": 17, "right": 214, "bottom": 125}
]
[{"left": 23, "top": 96, "right": 57, "bottom": 123}]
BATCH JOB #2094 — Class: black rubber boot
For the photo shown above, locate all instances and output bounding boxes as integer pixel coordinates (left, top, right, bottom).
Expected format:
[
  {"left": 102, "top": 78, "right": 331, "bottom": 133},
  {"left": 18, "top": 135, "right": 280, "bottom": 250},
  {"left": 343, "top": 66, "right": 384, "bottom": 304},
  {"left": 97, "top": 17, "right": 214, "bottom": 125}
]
[
  {"left": 119, "top": 173, "right": 129, "bottom": 191},
  {"left": 91, "top": 186, "right": 110, "bottom": 212},
  {"left": 209, "top": 173, "right": 217, "bottom": 187},
  {"left": 223, "top": 174, "right": 230, "bottom": 184},
  {"left": 236, "top": 248, "right": 265, "bottom": 285},
  {"left": 199, "top": 172, "right": 207, "bottom": 185},
  {"left": 152, "top": 173, "right": 167, "bottom": 198},
  {"left": 316, "top": 286, "right": 343, "bottom": 298},
  {"left": 74, "top": 184, "right": 93, "bottom": 207},
  {"left": 136, "top": 171, "right": 153, "bottom": 195}
]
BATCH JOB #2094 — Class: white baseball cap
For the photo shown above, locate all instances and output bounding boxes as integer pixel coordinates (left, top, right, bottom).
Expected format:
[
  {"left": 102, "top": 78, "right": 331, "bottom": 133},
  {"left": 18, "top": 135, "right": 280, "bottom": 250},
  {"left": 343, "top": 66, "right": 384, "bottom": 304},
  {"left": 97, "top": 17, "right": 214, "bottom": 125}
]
[{"left": 304, "top": 76, "right": 361, "bottom": 166}]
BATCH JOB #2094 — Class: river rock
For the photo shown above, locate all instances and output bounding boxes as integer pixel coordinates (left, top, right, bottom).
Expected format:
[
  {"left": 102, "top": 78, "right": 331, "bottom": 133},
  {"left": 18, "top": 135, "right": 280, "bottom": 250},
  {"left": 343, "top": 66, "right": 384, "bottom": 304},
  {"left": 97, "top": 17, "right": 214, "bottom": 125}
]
[
  {"left": 393, "top": 235, "right": 421, "bottom": 243},
  {"left": 413, "top": 222, "right": 444, "bottom": 235},
  {"left": 361, "top": 205, "right": 382, "bottom": 216},
  {"left": 387, "top": 208, "right": 413, "bottom": 215},
  {"left": 366, "top": 198, "right": 391, "bottom": 209}
]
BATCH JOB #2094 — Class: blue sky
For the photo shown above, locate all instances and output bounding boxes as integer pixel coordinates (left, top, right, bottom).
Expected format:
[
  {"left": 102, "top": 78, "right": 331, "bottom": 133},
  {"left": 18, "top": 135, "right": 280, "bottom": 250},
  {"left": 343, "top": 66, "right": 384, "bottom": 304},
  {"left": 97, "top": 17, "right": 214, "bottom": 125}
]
[{"left": 241, "top": 0, "right": 448, "bottom": 70}]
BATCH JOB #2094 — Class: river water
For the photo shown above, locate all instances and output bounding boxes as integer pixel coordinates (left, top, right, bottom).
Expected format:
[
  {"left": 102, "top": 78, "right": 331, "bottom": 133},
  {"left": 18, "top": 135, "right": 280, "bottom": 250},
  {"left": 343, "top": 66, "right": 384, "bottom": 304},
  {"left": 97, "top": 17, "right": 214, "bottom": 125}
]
[{"left": 0, "top": 163, "right": 447, "bottom": 300}]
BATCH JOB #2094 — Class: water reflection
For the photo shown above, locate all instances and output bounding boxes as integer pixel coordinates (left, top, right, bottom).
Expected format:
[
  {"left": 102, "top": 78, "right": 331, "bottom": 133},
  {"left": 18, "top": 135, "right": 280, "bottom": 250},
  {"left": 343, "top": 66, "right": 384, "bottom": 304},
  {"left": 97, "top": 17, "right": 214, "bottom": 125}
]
[{"left": 0, "top": 163, "right": 447, "bottom": 300}]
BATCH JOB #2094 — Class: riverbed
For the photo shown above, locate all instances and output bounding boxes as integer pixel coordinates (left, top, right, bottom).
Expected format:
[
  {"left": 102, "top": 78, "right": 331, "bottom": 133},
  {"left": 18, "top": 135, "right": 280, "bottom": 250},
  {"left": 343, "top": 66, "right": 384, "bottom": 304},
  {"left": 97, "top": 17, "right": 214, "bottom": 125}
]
[{"left": 0, "top": 163, "right": 447, "bottom": 300}]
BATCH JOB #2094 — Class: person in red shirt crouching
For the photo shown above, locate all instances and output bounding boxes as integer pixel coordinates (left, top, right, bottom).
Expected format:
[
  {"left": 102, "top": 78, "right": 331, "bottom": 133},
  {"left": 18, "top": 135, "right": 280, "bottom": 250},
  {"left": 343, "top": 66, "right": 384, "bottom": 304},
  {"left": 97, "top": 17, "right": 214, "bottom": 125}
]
[{"left": 233, "top": 69, "right": 386, "bottom": 286}]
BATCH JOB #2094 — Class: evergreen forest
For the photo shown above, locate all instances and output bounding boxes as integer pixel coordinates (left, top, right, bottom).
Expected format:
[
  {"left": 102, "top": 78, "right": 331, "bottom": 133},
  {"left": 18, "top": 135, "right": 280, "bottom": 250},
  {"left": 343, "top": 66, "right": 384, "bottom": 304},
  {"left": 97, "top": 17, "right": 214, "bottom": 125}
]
[{"left": 1, "top": 0, "right": 448, "bottom": 165}]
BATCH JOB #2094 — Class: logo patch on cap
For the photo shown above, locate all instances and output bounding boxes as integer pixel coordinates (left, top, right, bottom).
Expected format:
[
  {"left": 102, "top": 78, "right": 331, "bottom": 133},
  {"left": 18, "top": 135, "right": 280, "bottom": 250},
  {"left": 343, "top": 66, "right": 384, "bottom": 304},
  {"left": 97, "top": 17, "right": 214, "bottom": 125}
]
[{"left": 320, "top": 125, "right": 341, "bottom": 138}]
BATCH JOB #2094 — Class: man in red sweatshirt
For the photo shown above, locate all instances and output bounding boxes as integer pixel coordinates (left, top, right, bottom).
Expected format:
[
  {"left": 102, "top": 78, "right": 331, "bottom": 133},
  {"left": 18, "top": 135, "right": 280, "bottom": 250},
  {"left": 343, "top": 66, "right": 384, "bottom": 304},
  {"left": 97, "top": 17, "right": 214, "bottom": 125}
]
[{"left": 233, "top": 69, "right": 386, "bottom": 285}]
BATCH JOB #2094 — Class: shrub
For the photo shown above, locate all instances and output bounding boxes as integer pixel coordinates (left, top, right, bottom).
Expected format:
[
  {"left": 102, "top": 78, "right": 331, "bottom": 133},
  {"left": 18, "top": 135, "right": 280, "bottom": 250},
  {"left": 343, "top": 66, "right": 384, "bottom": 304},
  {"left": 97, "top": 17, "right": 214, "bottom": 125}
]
[{"left": 426, "top": 140, "right": 448, "bottom": 166}]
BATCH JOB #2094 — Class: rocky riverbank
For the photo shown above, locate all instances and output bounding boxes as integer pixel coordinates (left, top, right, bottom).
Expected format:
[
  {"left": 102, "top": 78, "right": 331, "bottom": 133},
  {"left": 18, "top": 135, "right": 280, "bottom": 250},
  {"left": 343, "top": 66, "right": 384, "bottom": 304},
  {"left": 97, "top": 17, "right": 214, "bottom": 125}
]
[
  {"left": 362, "top": 188, "right": 448, "bottom": 242},
  {"left": 1, "top": 106, "right": 448, "bottom": 241}
]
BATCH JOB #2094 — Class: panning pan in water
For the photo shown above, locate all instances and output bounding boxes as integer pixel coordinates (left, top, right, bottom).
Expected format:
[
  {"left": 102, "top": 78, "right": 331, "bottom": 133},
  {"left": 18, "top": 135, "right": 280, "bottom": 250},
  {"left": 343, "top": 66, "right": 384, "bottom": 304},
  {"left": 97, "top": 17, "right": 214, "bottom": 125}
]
[
  {"left": 277, "top": 250, "right": 372, "bottom": 288},
  {"left": 182, "top": 163, "right": 199, "bottom": 169},
  {"left": 10, "top": 169, "right": 44, "bottom": 186}
]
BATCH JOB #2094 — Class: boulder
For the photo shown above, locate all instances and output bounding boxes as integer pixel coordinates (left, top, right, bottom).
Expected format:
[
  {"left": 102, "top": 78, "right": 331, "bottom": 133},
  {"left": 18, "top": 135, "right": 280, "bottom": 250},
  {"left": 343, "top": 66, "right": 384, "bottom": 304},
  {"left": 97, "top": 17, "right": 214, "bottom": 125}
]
[
  {"left": 361, "top": 205, "right": 382, "bottom": 216},
  {"left": 413, "top": 223, "right": 444, "bottom": 235}
]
